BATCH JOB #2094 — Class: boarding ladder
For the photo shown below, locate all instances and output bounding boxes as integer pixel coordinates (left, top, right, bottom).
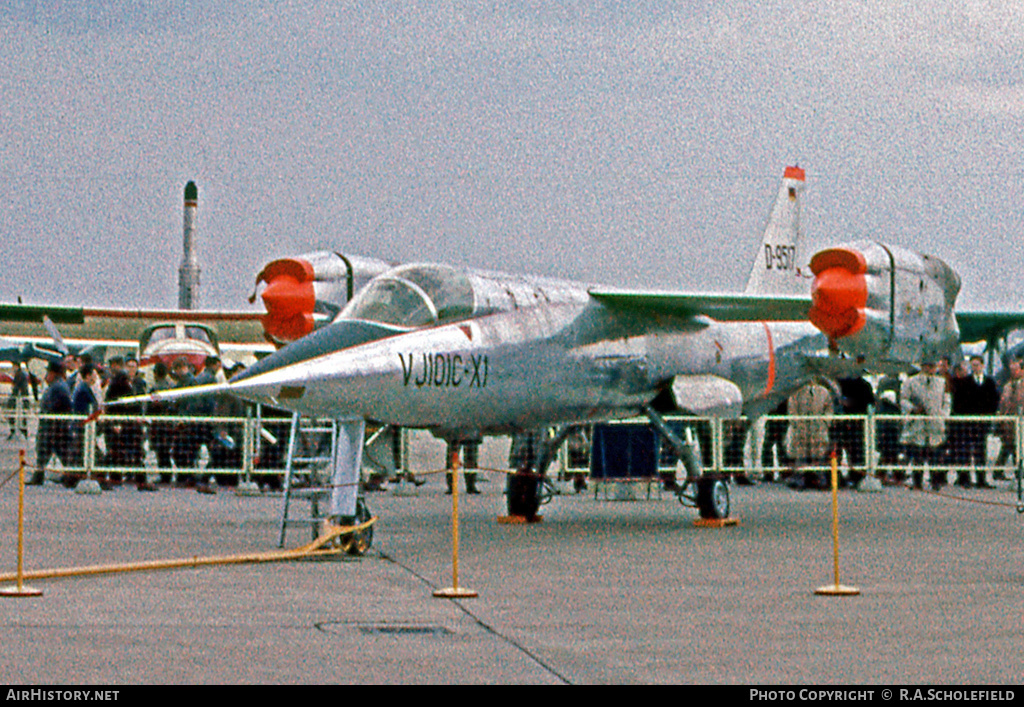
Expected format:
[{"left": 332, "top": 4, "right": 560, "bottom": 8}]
[{"left": 277, "top": 413, "right": 339, "bottom": 547}]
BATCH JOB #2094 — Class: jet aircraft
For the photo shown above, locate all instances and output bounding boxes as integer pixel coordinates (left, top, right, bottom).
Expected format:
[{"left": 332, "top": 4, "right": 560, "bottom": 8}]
[
  {"left": 129, "top": 167, "right": 963, "bottom": 536},
  {"left": 0, "top": 248, "right": 393, "bottom": 365}
]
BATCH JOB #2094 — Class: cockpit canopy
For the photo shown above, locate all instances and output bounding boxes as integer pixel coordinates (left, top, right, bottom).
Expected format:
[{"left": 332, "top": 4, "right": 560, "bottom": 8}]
[{"left": 341, "top": 264, "right": 475, "bottom": 328}]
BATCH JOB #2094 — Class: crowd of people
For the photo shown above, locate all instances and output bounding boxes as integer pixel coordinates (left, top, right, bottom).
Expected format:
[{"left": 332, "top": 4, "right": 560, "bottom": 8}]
[
  {"left": 27, "top": 352, "right": 273, "bottom": 493},
  {"left": 752, "top": 354, "right": 1024, "bottom": 491}
]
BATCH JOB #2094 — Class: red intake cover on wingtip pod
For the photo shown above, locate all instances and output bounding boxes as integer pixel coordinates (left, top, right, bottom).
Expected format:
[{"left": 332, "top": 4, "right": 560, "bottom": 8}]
[
  {"left": 808, "top": 264, "right": 868, "bottom": 340},
  {"left": 809, "top": 247, "right": 867, "bottom": 276},
  {"left": 259, "top": 259, "right": 316, "bottom": 343}
]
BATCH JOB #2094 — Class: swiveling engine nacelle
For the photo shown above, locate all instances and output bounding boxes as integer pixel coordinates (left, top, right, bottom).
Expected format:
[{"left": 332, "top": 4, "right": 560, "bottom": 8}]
[
  {"left": 807, "top": 241, "right": 960, "bottom": 367},
  {"left": 253, "top": 251, "right": 393, "bottom": 344}
]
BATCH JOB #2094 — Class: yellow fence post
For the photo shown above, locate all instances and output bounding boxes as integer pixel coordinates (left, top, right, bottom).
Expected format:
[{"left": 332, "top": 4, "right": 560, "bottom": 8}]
[
  {"left": 434, "top": 447, "right": 477, "bottom": 599},
  {"left": 2, "top": 450, "right": 43, "bottom": 597},
  {"left": 815, "top": 452, "right": 859, "bottom": 597}
]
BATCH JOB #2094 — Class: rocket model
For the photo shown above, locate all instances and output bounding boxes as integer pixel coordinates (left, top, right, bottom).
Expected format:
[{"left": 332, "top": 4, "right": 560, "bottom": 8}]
[{"left": 178, "top": 180, "right": 201, "bottom": 310}]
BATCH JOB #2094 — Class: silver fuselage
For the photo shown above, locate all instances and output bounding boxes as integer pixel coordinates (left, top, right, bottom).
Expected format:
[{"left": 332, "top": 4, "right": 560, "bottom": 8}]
[{"left": 230, "top": 266, "right": 827, "bottom": 438}]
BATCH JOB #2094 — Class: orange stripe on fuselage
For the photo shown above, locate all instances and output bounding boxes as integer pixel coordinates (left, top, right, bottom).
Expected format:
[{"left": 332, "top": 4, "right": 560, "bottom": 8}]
[{"left": 761, "top": 322, "right": 775, "bottom": 398}]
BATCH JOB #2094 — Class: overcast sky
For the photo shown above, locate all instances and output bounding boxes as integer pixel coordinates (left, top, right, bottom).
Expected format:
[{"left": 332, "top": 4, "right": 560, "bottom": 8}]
[{"left": 2, "top": 1, "right": 1022, "bottom": 313}]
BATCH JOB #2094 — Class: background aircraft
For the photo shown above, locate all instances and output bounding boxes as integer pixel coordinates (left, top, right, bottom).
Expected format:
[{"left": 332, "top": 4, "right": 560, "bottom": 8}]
[
  {"left": 0, "top": 313, "right": 107, "bottom": 366},
  {"left": 137, "top": 167, "right": 963, "bottom": 533},
  {"left": 0, "top": 292, "right": 271, "bottom": 369},
  {"left": 0, "top": 337, "right": 74, "bottom": 366},
  {"left": 0, "top": 251, "right": 393, "bottom": 367}
]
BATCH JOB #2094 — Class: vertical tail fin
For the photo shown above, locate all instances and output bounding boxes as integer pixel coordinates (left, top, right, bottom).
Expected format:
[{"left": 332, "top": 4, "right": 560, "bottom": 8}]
[{"left": 743, "top": 166, "right": 807, "bottom": 296}]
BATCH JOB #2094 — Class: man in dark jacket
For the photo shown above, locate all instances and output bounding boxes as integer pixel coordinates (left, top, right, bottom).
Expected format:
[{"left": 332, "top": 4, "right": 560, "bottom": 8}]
[
  {"left": 951, "top": 355, "right": 999, "bottom": 487},
  {"left": 834, "top": 376, "right": 875, "bottom": 487},
  {"left": 33, "top": 361, "right": 72, "bottom": 484},
  {"left": 170, "top": 358, "right": 199, "bottom": 478}
]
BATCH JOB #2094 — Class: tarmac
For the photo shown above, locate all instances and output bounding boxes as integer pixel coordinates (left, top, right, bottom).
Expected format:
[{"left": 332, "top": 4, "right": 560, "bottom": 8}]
[{"left": 1, "top": 440, "right": 1023, "bottom": 685}]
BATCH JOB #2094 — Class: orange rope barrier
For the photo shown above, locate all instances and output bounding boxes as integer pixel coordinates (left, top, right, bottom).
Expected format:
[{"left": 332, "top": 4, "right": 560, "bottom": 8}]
[
  {"left": 899, "top": 485, "right": 1022, "bottom": 509},
  {"left": 0, "top": 516, "right": 377, "bottom": 585}
]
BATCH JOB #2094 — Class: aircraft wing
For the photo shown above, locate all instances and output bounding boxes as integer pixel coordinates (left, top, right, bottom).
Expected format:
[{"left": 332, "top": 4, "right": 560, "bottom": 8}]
[
  {"left": 956, "top": 311, "right": 1024, "bottom": 345},
  {"left": 589, "top": 289, "right": 812, "bottom": 321},
  {"left": 0, "top": 303, "right": 266, "bottom": 345}
]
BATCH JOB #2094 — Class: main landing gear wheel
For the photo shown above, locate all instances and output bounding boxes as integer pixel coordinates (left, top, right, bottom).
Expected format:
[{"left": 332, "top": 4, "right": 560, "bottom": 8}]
[
  {"left": 507, "top": 472, "right": 542, "bottom": 520},
  {"left": 339, "top": 499, "right": 374, "bottom": 556},
  {"left": 696, "top": 478, "right": 730, "bottom": 520}
]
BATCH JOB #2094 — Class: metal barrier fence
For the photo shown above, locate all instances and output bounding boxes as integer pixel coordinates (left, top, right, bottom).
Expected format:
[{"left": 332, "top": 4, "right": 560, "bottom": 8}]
[
  {"left": 12, "top": 407, "right": 1024, "bottom": 485},
  {"left": 3, "top": 396, "right": 32, "bottom": 439},
  {"left": 26, "top": 409, "right": 294, "bottom": 485},
  {"left": 558, "top": 414, "right": 1024, "bottom": 482}
]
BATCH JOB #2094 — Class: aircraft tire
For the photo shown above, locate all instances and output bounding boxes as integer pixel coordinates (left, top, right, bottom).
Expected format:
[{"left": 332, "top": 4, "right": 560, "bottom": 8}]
[
  {"left": 507, "top": 472, "right": 541, "bottom": 520},
  {"left": 343, "top": 498, "right": 374, "bottom": 556},
  {"left": 696, "top": 478, "right": 730, "bottom": 520}
]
